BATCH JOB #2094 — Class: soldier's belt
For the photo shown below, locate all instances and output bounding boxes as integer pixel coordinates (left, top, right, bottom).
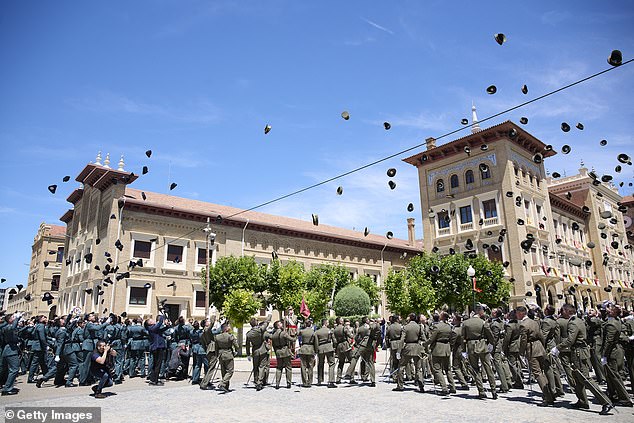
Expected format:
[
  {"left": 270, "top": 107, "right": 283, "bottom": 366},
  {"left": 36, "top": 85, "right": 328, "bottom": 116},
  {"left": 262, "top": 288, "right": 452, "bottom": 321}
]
[{"left": 286, "top": 325, "right": 297, "bottom": 329}]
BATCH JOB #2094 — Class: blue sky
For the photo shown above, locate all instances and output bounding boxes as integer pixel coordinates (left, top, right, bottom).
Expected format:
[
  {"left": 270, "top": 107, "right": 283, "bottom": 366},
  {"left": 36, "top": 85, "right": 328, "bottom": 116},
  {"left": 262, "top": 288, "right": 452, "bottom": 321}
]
[{"left": 0, "top": 1, "right": 633, "bottom": 288}]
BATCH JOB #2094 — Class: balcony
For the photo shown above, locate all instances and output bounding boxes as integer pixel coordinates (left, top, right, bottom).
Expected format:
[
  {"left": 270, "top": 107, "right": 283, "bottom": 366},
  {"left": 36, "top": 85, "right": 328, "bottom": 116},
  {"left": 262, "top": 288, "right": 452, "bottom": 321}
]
[
  {"left": 483, "top": 216, "right": 499, "bottom": 226},
  {"left": 437, "top": 228, "right": 451, "bottom": 237},
  {"left": 459, "top": 222, "right": 474, "bottom": 232}
]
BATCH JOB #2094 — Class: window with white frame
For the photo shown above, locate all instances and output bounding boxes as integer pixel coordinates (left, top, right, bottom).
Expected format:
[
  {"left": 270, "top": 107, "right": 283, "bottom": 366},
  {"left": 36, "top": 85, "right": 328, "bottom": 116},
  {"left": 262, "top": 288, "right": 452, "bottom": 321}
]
[
  {"left": 130, "top": 233, "right": 157, "bottom": 267},
  {"left": 437, "top": 211, "right": 450, "bottom": 229},
  {"left": 164, "top": 237, "right": 188, "bottom": 268},
  {"left": 482, "top": 199, "right": 497, "bottom": 219},
  {"left": 459, "top": 205, "right": 473, "bottom": 224},
  {"left": 129, "top": 287, "right": 148, "bottom": 305}
]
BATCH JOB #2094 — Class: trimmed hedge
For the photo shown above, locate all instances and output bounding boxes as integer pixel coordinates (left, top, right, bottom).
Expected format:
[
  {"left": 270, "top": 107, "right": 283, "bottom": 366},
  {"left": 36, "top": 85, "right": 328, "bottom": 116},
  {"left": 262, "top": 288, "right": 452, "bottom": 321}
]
[{"left": 333, "top": 285, "right": 371, "bottom": 317}]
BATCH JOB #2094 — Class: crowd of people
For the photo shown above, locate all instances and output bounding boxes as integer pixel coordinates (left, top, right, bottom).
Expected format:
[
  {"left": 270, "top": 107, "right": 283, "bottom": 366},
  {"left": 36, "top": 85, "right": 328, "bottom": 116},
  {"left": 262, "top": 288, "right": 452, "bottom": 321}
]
[{"left": 1, "top": 302, "right": 633, "bottom": 415}]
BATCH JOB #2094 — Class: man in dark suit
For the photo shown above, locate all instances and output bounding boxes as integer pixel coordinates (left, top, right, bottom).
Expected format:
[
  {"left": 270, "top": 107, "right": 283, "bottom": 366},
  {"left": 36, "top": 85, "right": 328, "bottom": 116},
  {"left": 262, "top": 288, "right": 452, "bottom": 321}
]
[{"left": 145, "top": 314, "right": 168, "bottom": 386}]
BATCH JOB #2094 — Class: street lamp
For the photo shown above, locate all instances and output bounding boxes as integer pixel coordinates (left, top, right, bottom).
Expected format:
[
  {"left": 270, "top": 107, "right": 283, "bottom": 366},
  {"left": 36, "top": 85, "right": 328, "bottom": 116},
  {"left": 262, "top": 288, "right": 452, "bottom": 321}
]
[
  {"left": 203, "top": 217, "right": 216, "bottom": 318},
  {"left": 467, "top": 265, "right": 476, "bottom": 312}
]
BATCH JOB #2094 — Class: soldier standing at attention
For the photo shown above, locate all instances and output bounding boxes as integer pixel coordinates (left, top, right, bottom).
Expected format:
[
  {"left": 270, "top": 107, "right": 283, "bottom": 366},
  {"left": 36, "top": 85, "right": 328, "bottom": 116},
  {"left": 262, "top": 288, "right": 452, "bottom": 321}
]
[
  {"left": 540, "top": 305, "right": 564, "bottom": 397},
  {"left": 600, "top": 305, "right": 632, "bottom": 407},
  {"left": 127, "top": 318, "right": 148, "bottom": 379},
  {"left": 398, "top": 313, "right": 425, "bottom": 392},
  {"left": 333, "top": 317, "right": 353, "bottom": 384},
  {"left": 462, "top": 305, "right": 497, "bottom": 399},
  {"left": 272, "top": 320, "right": 295, "bottom": 389},
  {"left": 315, "top": 319, "right": 337, "bottom": 388},
  {"left": 517, "top": 306, "right": 554, "bottom": 406},
  {"left": 385, "top": 315, "right": 404, "bottom": 390},
  {"left": 429, "top": 311, "right": 456, "bottom": 395},
  {"left": 297, "top": 319, "right": 317, "bottom": 388},
  {"left": 490, "top": 308, "right": 511, "bottom": 393},
  {"left": 284, "top": 307, "right": 298, "bottom": 357},
  {"left": 586, "top": 308, "right": 606, "bottom": 384},
  {"left": 345, "top": 316, "right": 377, "bottom": 387},
  {"left": 552, "top": 303, "right": 613, "bottom": 415},
  {"left": 214, "top": 323, "right": 238, "bottom": 393},
  {"left": 199, "top": 316, "right": 220, "bottom": 390},
  {"left": 245, "top": 314, "right": 272, "bottom": 391},
  {"left": 189, "top": 320, "right": 207, "bottom": 385},
  {"left": 450, "top": 314, "right": 469, "bottom": 390}
]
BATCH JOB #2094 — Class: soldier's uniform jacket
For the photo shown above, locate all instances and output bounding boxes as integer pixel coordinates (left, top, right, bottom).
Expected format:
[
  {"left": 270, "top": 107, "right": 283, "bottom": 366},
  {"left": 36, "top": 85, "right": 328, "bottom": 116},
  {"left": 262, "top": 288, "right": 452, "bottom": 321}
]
[
  {"left": 272, "top": 328, "right": 294, "bottom": 358},
  {"left": 70, "top": 325, "right": 84, "bottom": 353},
  {"left": 586, "top": 315, "right": 604, "bottom": 350},
  {"left": 82, "top": 321, "right": 108, "bottom": 351},
  {"left": 127, "top": 325, "right": 149, "bottom": 351},
  {"left": 429, "top": 321, "right": 455, "bottom": 357},
  {"left": 214, "top": 331, "right": 238, "bottom": 361},
  {"left": 173, "top": 323, "right": 192, "bottom": 346},
  {"left": 624, "top": 317, "right": 634, "bottom": 351},
  {"left": 540, "top": 315, "right": 560, "bottom": 350},
  {"left": 556, "top": 317, "right": 571, "bottom": 353},
  {"left": 402, "top": 321, "right": 424, "bottom": 357},
  {"left": 452, "top": 324, "right": 464, "bottom": 354},
  {"left": 557, "top": 316, "right": 590, "bottom": 360},
  {"left": 200, "top": 325, "right": 219, "bottom": 354},
  {"left": 601, "top": 317, "right": 623, "bottom": 360},
  {"left": 104, "top": 323, "right": 123, "bottom": 349},
  {"left": 46, "top": 324, "right": 57, "bottom": 348},
  {"left": 245, "top": 316, "right": 272, "bottom": 357},
  {"left": 314, "top": 326, "right": 334, "bottom": 354},
  {"left": 298, "top": 327, "right": 318, "bottom": 355},
  {"left": 462, "top": 316, "right": 494, "bottom": 354},
  {"left": 490, "top": 318, "right": 506, "bottom": 353},
  {"left": 1, "top": 316, "right": 23, "bottom": 357},
  {"left": 333, "top": 324, "right": 353, "bottom": 354},
  {"left": 386, "top": 322, "right": 404, "bottom": 351},
  {"left": 31, "top": 323, "right": 48, "bottom": 352},
  {"left": 190, "top": 328, "right": 205, "bottom": 355},
  {"left": 354, "top": 324, "right": 371, "bottom": 349},
  {"left": 519, "top": 316, "right": 546, "bottom": 358}
]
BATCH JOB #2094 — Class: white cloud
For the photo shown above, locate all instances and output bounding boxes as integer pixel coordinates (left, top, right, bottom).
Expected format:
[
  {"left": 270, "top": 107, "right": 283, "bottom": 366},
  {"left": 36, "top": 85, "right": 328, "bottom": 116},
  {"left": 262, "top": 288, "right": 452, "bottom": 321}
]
[{"left": 361, "top": 17, "right": 394, "bottom": 35}]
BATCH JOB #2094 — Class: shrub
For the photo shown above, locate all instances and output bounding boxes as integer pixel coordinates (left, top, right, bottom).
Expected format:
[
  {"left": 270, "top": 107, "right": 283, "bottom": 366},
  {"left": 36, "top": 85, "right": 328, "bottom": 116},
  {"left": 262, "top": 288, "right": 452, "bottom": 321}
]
[{"left": 333, "top": 285, "right": 371, "bottom": 317}]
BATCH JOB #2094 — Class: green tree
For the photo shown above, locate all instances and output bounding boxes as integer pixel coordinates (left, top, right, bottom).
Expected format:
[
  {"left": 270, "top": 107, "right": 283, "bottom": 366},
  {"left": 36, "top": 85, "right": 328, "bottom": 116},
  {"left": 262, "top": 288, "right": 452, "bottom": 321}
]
[
  {"left": 223, "top": 288, "right": 262, "bottom": 356},
  {"left": 202, "top": 255, "right": 261, "bottom": 310},
  {"left": 384, "top": 269, "right": 409, "bottom": 317},
  {"left": 352, "top": 274, "right": 380, "bottom": 307},
  {"left": 304, "top": 264, "right": 351, "bottom": 319},
  {"left": 333, "top": 285, "right": 371, "bottom": 316},
  {"left": 265, "top": 260, "right": 305, "bottom": 313},
  {"left": 384, "top": 256, "right": 437, "bottom": 317}
]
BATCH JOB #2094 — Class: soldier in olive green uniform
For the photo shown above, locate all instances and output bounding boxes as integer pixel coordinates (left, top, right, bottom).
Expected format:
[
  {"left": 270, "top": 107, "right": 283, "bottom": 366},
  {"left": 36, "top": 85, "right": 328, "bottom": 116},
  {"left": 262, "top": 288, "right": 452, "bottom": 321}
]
[
  {"left": 245, "top": 314, "right": 272, "bottom": 391},
  {"left": 600, "top": 305, "right": 632, "bottom": 407},
  {"left": 517, "top": 306, "right": 554, "bottom": 406},
  {"left": 315, "top": 319, "right": 337, "bottom": 388},
  {"left": 214, "top": 323, "right": 238, "bottom": 392},
  {"left": 297, "top": 319, "right": 318, "bottom": 387},
  {"left": 399, "top": 313, "right": 425, "bottom": 392},
  {"left": 502, "top": 310, "right": 523, "bottom": 389},
  {"left": 586, "top": 308, "right": 606, "bottom": 384},
  {"left": 540, "top": 305, "right": 564, "bottom": 397},
  {"left": 462, "top": 306, "right": 497, "bottom": 399},
  {"left": 199, "top": 316, "right": 220, "bottom": 390},
  {"left": 385, "top": 315, "right": 404, "bottom": 390},
  {"left": 553, "top": 303, "right": 612, "bottom": 415},
  {"left": 272, "top": 320, "right": 295, "bottom": 389},
  {"left": 555, "top": 310, "right": 575, "bottom": 392},
  {"left": 345, "top": 317, "right": 378, "bottom": 386},
  {"left": 429, "top": 312, "right": 456, "bottom": 395},
  {"left": 490, "top": 308, "right": 511, "bottom": 393},
  {"left": 623, "top": 312, "right": 634, "bottom": 394},
  {"left": 333, "top": 318, "right": 353, "bottom": 383},
  {"left": 450, "top": 314, "right": 469, "bottom": 390}
]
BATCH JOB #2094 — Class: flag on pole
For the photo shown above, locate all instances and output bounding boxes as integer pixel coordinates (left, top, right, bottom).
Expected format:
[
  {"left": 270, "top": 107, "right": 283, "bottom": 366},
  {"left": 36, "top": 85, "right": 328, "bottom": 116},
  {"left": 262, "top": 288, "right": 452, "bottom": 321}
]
[
  {"left": 472, "top": 277, "right": 482, "bottom": 293},
  {"left": 300, "top": 296, "right": 311, "bottom": 318}
]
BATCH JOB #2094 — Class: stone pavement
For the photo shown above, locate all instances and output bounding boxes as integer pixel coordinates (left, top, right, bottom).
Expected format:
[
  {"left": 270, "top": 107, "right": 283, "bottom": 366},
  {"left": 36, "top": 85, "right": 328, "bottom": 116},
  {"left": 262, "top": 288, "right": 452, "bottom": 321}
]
[{"left": 2, "top": 357, "right": 633, "bottom": 423}]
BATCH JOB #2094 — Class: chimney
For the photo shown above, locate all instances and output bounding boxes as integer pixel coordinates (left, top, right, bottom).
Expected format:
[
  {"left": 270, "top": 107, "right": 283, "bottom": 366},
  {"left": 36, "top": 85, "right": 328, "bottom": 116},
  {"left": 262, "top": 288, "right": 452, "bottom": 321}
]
[
  {"left": 425, "top": 137, "right": 436, "bottom": 150},
  {"left": 407, "top": 217, "right": 415, "bottom": 246}
]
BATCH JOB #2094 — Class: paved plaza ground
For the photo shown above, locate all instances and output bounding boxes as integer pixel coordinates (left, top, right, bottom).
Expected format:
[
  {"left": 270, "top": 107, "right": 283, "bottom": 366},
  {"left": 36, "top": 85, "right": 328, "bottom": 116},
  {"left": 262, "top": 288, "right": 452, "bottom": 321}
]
[{"left": 3, "top": 357, "right": 633, "bottom": 423}]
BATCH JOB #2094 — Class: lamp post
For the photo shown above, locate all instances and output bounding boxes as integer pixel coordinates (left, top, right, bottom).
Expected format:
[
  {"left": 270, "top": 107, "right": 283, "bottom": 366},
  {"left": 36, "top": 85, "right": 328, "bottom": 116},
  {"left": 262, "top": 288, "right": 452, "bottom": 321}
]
[
  {"left": 467, "top": 265, "right": 476, "bottom": 312},
  {"left": 203, "top": 217, "right": 216, "bottom": 318}
]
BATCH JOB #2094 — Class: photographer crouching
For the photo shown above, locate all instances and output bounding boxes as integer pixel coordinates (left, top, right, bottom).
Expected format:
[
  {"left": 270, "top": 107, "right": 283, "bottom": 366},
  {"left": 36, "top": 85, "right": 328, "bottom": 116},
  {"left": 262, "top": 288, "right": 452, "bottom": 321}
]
[{"left": 90, "top": 340, "right": 117, "bottom": 399}]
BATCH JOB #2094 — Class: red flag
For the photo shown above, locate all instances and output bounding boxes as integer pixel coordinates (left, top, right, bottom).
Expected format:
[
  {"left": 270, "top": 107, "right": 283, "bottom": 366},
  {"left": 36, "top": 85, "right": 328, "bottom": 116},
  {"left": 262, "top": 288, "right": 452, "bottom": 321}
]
[
  {"left": 300, "top": 296, "right": 311, "bottom": 318},
  {"left": 472, "top": 277, "right": 482, "bottom": 293}
]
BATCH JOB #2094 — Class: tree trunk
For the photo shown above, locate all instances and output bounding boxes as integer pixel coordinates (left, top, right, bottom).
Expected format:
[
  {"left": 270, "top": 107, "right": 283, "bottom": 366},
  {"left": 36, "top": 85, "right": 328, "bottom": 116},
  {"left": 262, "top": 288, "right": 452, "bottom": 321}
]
[{"left": 237, "top": 326, "right": 244, "bottom": 356}]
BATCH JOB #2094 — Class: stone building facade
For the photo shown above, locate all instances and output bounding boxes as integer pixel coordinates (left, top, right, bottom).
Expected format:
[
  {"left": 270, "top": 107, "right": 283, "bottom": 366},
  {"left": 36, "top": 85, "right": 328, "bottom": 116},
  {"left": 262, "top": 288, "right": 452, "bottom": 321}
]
[
  {"left": 56, "top": 154, "right": 420, "bottom": 320},
  {"left": 404, "top": 113, "right": 633, "bottom": 310}
]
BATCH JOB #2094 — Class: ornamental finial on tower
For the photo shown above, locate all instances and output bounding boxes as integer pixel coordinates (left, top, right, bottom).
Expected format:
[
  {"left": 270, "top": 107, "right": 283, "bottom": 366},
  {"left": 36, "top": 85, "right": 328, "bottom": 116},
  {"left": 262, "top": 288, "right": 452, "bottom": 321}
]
[
  {"left": 471, "top": 102, "right": 481, "bottom": 134},
  {"left": 104, "top": 153, "right": 111, "bottom": 168},
  {"left": 95, "top": 151, "right": 102, "bottom": 166},
  {"left": 117, "top": 155, "right": 125, "bottom": 171}
]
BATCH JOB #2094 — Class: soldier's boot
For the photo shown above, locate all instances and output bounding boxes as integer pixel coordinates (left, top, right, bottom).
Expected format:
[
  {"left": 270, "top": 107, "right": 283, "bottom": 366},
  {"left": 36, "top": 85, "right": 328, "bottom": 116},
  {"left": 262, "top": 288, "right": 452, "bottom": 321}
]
[{"left": 328, "top": 382, "right": 337, "bottom": 388}]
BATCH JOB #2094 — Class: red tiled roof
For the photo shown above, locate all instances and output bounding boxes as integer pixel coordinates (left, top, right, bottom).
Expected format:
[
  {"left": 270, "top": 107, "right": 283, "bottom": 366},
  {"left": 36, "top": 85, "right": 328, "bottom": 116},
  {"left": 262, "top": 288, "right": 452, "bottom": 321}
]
[
  {"left": 622, "top": 195, "right": 634, "bottom": 205},
  {"left": 122, "top": 188, "right": 420, "bottom": 253},
  {"left": 47, "top": 224, "right": 66, "bottom": 237},
  {"left": 548, "top": 193, "right": 589, "bottom": 220}
]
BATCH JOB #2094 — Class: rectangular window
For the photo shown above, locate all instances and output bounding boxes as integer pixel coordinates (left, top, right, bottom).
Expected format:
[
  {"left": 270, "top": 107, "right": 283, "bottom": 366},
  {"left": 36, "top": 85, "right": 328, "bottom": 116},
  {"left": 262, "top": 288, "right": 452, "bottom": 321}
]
[
  {"left": 51, "top": 275, "right": 60, "bottom": 291},
  {"left": 488, "top": 247, "right": 503, "bottom": 262},
  {"left": 482, "top": 199, "right": 497, "bottom": 219},
  {"left": 129, "top": 287, "right": 148, "bottom": 305},
  {"left": 133, "top": 240, "right": 152, "bottom": 259},
  {"left": 197, "top": 248, "right": 207, "bottom": 265},
  {"left": 459, "top": 205, "right": 473, "bottom": 224},
  {"left": 56, "top": 247, "right": 64, "bottom": 263},
  {"left": 437, "top": 212, "right": 450, "bottom": 229},
  {"left": 531, "top": 248, "right": 538, "bottom": 266},
  {"left": 166, "top": 244, "right": 183, "bottom": 263},
  {"left": 195, "top": 291, "right": 206, "bottom": 308}
]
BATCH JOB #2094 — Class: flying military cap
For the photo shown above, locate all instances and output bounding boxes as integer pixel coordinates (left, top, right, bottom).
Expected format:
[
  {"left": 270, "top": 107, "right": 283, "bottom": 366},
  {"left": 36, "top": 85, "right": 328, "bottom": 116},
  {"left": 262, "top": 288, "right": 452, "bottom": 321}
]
[
  {"left": 491, "top": 244, "right": 500, "bottom": 253},
  {"left": 363, "top": 227, "right": 370, "bottom": 237},
  {"left": 508, "top": 128, "right": 518, "bottom": 139},
  {"left": 581, "top": 206, "right": 590, "bottom": 213},
  {"left": 503, "top": 261, "right": 510, "bottom": 268},
  {"left": 611, "top": 240, "right": 619, "bottom": 249},
  {"left": 65, "top": 258, "right": 71, "bottom": 265},
  {"left": 604, "top": 285, "right": 613, "bottom": 293},
  {"left": 617, "top": 153, "right": 630, "bottom": 164},
  {"left": 169, "top": 182, "right": 177, "bottom": 191},
  {"left": 506, "top": 191, "right": 513, "bottom": 198},
  {"left": 43, "top": 261, "right": 50, "bottom": 267},
  {"left": 600, "top": 211, "right": 612, "bottom": 219},
  {"left": 386, "top": 231, "right": 393, "bottom": 239},
  {"left": 264, "top": 124, "right": 272, "bottom": 134},
  {"left": 494, "top": 33, "right": 506, "bottom": 45},
  {"left": 62, "top": 175, "right": 71, "bottom": 183},
  {"left": 115, "top": 239, "right": 123, "bottom": 251},
  {"left": 486, "top": 85, "right": 497, "bottom": 94},
  {"left": 532, "top": 153, "right": 543, "bottom": 164},
  {"left": 617, "top": 204, "right": 627, "bottom": 213},
  {"left": 25, "top": 293, "right": 32, "bottom": 301},
  {"left": 465, "top": 239, "right": 474, "bottom": 249},
  {"left": 480, "top": 144, "right": 488, "bottom": 151},
  {"left": 478, "top": 218, "right": 484, "bottom": 226},
  {"left": 517, "top": 218, "right": 524, "bottom": 225},
  {"left": 615, "top": 165, "right": 622, "bottom": 173},
  {"left": 587, "top": 241, "right": 595, "bottom": 249},
  {"left": 599, "top": 139, "right": 608, "bottom": 147},
  {"left": 16, "top": 284, "right": 23, "bottom": 291},
  {"left": 561, "top": 145, "right": 571, "bottom": 154},
  {"left": 432, "top": 246, "right": 439, "bottom": 253},
  {"left": 498, "top": 236, "right": 504, "bottom": 243},
  {"left": 576, "top": 123, "right": 584, "bottom": 130},
  {"left": 526, "top": 291, "right": 533, "bottom": 297},
  {"left": 110, "top": 214, "right": 116, "bottom": 219},
  {"left": 556, "top": 294, "right": 564, "bottom": 299},
  {"left": 608, "top": 50, "right": 622, "bottom": 66},
  {"left": 463, "top": 146, "right": 471, "bottom": 155},
  {"left": 521, "top": 84, "right": 528, "bottom": 94},
  {"left": 421, "top": 154, "right": 428, "bottom": 163},
  {"left": 519, "top": 117, "right": 528, "bottom": 125},
  {"left": 552, "top": 172, "right": 561, "bottom": 178},
  {"left": 482, "top": 243, "right": 490, "bottom": 249},
  {"left": 310, "top": 214, "right": 319, "bottom": 226},
  {"left": 388, "top": 181, "right": 396, "bottom": 190},
  {"left": 561, "top": 122, "right": 571, "bottom": 132},
  {"left": 85, "top": 288, "right": 93, "bottom": 294},
  {"left": 509, "top": 278, "right": 515, "bottom": 283},
  {"left": 601, "top": 175, "right": 612, "bottom": 183},
  {"left": 479, "top": 163, "right": 489, "bottom": 173},
  {"left": 526, "top": 233, "right": 535, "bottom": 240},
  {"left": 544, "top": 144, "right": 553, "bottom": 152},
  {"left": 383, "top": 122, "right": 391, "bottom": 130},
  {"left": 271, "top": 251, "right": 278, "bottom": 260},
  {"left": 600, "top": 232, "right": 607, "bottom": 239},
  {"left": 386, "top": 168, "right": 397, "bottom": 178},
  {"left": 500, "top": 229, "right": 507, "bottom": 236},
  {"left": 407, "top": 203, "right": 414, "bottom": 212},
  {"left": 341, "top": 111, "right": 350, "bottom": 120},
  {"left": 448, "top": 248, "right": 455, "bottom": 255},
  {"left": 48, "top": 185, "right": 57, "bottom": 194},
  {"left": 461, "top": 118, "right": 469, "bottom": 125},
  {"left": 167, "top": 281, "right": 176, "bottom": 288},
  {"left": 565, "top": 192, "right": 572, "bottom": 200},
  {"left": 521, "top": 240, "right": 532, "bottom": 251},
  {"left": 42, "top": 292, "right": 54, "bottom": 302},
  {"left": 585, "top": 260, "right": 593, "bottom": 267},
  {"left": 486, "top": 230, "right": 492, "bottom": 236},
  {"left": 430, "top": 265, "right": 440, "bottom": 274},
  {"left": 142, "top": 166, "right": 149, "bottom": 175},
  {"left": 336, "top": 186, "right": 343, "bottom": 195},
  {"left": 571, "top": 222, "right": 579, "bottom": 231},
  {"left": 568, "top": 286, "right": 576, "bottom": 295}
]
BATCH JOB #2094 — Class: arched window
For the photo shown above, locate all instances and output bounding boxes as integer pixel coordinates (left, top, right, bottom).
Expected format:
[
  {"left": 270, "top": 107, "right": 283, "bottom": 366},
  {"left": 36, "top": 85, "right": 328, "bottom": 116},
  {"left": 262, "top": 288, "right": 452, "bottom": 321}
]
[
  {"left": 450, "top": 174, "right": 459, "bottom": 189},
  {"left": 436, "top": 179, "right": 445, "bottom": 193},
  {"left": 465, "top": 170, "right": 474, "bottom": 185}
]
